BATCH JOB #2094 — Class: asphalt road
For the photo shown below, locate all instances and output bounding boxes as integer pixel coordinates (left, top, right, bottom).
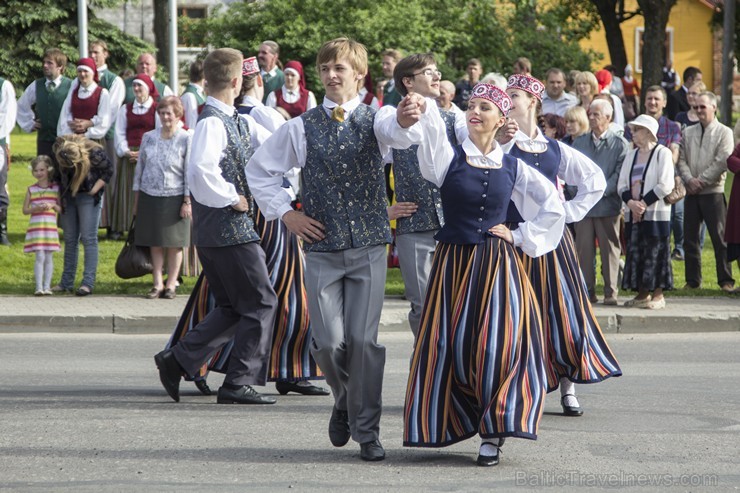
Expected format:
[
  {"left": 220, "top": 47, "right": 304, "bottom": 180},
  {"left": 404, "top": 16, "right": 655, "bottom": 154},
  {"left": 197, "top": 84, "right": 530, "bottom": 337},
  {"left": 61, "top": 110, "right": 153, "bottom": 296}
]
[{"left": 0, "top": 331, "right": 738, "bottom": 492}]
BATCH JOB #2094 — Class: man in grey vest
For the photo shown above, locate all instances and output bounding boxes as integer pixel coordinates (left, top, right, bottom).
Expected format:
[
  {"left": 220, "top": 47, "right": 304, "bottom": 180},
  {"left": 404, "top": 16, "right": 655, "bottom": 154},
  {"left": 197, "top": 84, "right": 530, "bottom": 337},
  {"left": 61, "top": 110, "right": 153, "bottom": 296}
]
[
  {"left": 155, "top": 48, "right": 278, "bottom": 406},
  {"left": 0, "top": 75, "right": 17, "bottom": 245},
  {"left": 248, "top": 38, "right": 420, "bottom": 462},
  {"left": 377, "top": 53, "right": 462, "bottom": 336},
  {"left": 17, "top": 48, "right": 73, "bottom": 158}
]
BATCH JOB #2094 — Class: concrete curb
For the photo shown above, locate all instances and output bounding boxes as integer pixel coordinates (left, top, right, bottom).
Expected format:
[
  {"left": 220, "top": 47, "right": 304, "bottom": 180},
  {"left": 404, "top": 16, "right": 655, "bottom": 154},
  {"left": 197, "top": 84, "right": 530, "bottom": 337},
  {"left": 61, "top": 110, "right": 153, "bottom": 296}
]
[{"left": 0, "top": 295, "right": 737, "bottom": 334}]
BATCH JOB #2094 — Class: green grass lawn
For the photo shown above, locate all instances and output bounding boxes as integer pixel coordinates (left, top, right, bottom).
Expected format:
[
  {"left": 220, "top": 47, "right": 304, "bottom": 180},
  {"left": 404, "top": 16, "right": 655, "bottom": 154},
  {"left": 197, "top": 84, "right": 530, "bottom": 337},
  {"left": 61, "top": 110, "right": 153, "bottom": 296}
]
[{"left": 0, "top": 129, "right": 736, "bottom": 297}]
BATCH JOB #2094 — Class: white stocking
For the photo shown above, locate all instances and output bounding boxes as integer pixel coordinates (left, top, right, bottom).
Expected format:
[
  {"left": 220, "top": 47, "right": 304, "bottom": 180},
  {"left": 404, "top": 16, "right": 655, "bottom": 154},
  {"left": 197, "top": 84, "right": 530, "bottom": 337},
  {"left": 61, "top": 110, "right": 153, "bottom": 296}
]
[
  {"left": 34, "top": 251, "right": 47, "bottom": 291},
  {"left": 560, "top": 377, "right": 579, "bottom": 407},
  {"left": 43, "top": 251, "right": 54, "bottom": 291}
]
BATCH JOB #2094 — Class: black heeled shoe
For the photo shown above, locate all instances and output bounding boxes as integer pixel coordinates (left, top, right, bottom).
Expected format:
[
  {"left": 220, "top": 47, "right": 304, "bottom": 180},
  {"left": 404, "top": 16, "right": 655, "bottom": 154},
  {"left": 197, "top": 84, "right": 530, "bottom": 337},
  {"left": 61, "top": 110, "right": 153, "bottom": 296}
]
[
  {"left": 194, "top": 378, "right": 212, "bottom": 395},
  {"left": 561, "top": 394, "right": 584, "bottom": 416}
]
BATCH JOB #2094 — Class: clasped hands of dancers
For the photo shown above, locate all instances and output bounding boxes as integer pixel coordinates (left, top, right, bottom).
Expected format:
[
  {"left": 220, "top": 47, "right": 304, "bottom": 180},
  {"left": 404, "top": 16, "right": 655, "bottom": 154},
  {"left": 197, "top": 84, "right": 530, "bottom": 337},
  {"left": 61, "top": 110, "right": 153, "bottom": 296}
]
[{"left": 156, "top": 40, "right": 621, "bottom": 466}]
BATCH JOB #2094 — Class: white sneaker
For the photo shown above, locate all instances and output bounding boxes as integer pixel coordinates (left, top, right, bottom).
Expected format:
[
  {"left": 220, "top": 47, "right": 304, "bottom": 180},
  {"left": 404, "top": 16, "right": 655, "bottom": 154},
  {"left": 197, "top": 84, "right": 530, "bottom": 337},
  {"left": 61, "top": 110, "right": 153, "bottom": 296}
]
[{"left": 644, "top": 297, "right": 665, "bottom": 309}]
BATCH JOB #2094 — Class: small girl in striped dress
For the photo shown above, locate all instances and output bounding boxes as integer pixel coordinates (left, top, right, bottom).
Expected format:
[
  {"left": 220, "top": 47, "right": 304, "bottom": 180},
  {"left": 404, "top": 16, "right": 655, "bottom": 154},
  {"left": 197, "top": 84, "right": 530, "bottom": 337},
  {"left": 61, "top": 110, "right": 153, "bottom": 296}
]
[{"left": 22, "top": 156, "right": 61, "bottom": 295}]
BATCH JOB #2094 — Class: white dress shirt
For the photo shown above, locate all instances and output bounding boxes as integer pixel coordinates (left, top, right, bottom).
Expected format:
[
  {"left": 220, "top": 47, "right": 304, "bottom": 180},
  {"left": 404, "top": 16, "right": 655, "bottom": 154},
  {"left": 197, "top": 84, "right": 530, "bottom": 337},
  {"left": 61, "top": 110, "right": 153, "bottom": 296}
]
[
  {"left": 17, "top": 76, "right": 63, "bottom": 133},
  {"left": 114, "top": 97, "right": 162, "bottom": 157},
  {"left": 541, "top": 91, "right": 578, "bottom": 117},
  {"left": 187, "top": 96, "right": 271, "bottom": 209},
  {"left": 57, "top": 81, "right": 111, "bottom": 139},
  {"left": 265, "top": 86, "right": 318, "bottom": 112},
  {"left": 414, "top": 102, "right": 565, "bottom": 258},
  {"left": 246, "top": 96, "right": 422, "bottom": 221},
  {"left": 96, "top": 65, "right": 125, "bottom": 134},
  {"left": 0, "top": 79, "right": 17, "bottom": 168},
  {"left": 238, "top": 95, "right": 286, "bottom": 133},
  {"left": 501, "top": 128, "right": 606, "bottom": 224},
  {"left": 181, "top": 83, "right": 205, "bottom": 130}
]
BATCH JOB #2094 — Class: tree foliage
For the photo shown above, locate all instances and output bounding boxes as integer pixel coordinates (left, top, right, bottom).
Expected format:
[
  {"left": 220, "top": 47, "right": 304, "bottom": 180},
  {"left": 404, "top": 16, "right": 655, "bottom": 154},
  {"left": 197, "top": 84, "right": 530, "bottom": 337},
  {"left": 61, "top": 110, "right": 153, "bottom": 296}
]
[
  {"left": 0, "top": 0, "right": 153, "bottom": 90},
  {"left": 181, "top": 0, "right": 601, "bottom": 94}
]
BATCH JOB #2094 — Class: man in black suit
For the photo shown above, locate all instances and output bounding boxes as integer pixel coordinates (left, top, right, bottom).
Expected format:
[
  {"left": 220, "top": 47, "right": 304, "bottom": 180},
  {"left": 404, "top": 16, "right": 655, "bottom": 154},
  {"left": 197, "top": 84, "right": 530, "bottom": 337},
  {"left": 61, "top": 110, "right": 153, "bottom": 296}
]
[{"left": 666, "top": 66, "right": 702, "bottom": 120}]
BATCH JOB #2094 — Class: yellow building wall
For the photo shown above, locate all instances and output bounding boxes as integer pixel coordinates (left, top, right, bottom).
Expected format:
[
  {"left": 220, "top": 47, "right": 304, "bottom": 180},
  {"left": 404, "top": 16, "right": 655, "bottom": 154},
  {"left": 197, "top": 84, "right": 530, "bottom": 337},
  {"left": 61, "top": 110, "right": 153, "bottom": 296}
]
[{"left": 581, "top": 0, "right": 715, "bottom": 89}]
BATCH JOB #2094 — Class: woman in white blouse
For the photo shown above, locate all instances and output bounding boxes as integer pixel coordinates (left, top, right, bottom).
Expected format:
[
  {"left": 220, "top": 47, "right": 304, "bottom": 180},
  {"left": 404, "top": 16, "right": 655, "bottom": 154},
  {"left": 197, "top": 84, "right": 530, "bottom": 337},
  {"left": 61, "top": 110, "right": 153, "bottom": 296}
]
[
  {"left": 618, "top": 115, "right": 675, "bottom": 309},
  {"left": 503, "top": 74, "right": 621, "bottom": 419},
  {"left": 402, "top": 84, "right": 564, "bottom": 467},
  {"left": 111, "top": 74, "right": 161, "bottom": 239},
  {"left": 132, "top": 96, "right": 191, "bottom": 299},
  {"left": 265, "top": 60, "right": 317, "bottom": 118},
  {"left": 57, "top": 57, "right": 111, "bottom": 142}
]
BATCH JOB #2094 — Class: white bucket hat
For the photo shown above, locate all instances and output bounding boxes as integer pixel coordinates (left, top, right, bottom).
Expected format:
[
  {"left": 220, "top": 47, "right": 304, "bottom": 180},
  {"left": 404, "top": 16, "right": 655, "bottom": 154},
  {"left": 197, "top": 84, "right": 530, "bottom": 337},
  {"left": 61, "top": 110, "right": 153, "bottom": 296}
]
[{"left": 628, "top": 114, "right": 659, "bottom": 141}]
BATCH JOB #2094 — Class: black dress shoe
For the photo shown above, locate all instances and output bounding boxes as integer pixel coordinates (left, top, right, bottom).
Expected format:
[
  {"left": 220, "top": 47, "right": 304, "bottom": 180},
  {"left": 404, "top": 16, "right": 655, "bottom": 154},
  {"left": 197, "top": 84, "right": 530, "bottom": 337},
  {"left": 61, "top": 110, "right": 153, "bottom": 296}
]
[
  {"left": 194, "top": 378, "right": 212, "bottom": 396},
  {"left": 217, "top": 385, "right": 276, "bottom": 404},
  {"left": 360, "top": 439, "right": 385, "bottom": 461},
  {"left": 328, "top": 406, "right": 351, "bottom": 447},
  {"left": 561, "top": 394, "right": 584, "bottom": 416},
  {"left": 154, "top": 350, "right": 182, "bottom": 402},
  {"left": 275, "top": 380, "right": 331, "bottom": 396}
]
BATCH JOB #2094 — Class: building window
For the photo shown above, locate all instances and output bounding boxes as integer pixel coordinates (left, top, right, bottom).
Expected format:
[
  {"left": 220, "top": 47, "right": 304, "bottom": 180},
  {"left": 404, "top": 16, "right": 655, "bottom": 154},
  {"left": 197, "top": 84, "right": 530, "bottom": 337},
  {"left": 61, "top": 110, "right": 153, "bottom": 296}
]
[{"left": 178, "top": 6, "right": 207, "bottom": 46}]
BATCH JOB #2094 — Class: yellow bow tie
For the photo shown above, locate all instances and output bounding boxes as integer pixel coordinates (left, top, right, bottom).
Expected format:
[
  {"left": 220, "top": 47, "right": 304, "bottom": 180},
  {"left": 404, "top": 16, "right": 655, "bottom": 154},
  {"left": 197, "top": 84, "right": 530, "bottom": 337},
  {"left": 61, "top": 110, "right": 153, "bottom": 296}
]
[{"left": 331, "top": 106, "right": 345, "bottom": 123}]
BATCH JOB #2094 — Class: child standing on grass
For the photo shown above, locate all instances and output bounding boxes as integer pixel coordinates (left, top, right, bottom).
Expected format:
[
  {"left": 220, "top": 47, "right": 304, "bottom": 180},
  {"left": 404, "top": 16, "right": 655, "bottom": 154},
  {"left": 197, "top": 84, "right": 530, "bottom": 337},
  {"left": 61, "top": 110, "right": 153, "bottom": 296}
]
[{"left": 22, "top": 156, "right": 61, "bottom": 295}]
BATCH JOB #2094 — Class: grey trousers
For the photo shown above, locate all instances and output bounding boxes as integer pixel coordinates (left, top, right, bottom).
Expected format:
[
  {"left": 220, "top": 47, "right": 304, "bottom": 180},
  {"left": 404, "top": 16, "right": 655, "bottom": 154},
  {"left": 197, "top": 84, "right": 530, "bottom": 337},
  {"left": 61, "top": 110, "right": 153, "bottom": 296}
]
[
  {"left": 684, "top": 193, "right": 734, "bottom": 287},
  {"left": 172, "top": 242, "right": 277, "bottom": 386},
  {"left": 305, "top": 245, "right": 387, "bottom": 444},
  {"left": 395, "top": 230, "right": 436, "bottom": 337},
  {"left": 574, "top": 215, "right": 621, "bottom": 298}
]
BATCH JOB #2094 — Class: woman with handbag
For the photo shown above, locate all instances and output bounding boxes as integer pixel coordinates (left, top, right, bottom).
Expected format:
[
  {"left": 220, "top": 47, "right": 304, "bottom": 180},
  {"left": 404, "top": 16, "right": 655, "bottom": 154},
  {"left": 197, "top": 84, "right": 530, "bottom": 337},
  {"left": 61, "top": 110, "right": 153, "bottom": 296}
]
[
  {"left": 132, "top": 96, "right": 192, "bottom": 299},
  {"left": 52, "top": 135, "right": 113, "bottom": 296},
  {"left": 618, "top": 115, "right": 675, "bottom": 309}
]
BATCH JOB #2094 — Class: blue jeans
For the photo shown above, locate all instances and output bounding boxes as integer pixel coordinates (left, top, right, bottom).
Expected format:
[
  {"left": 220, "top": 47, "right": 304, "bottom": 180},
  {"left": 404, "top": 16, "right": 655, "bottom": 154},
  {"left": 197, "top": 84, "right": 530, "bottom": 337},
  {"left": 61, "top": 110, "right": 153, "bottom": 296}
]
[{"left": 60, "top": 194, "right": 102, "bottom": 290}]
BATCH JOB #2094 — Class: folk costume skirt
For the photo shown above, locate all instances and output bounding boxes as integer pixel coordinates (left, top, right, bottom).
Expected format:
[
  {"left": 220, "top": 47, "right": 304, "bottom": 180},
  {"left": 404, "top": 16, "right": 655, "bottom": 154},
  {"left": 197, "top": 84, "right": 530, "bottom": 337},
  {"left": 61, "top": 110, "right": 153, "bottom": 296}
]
[
  {"left": 404, "top": 236, "right": 546, "bottom": 447},
  {"left": 110, "top": 156, "right": 136, "bottom": 233},
  {"left": 167, "top": 211, "right": 323, "bottom": 382},
  {"left": 519, "top": 227, "right": 622, "bottom": 392}
]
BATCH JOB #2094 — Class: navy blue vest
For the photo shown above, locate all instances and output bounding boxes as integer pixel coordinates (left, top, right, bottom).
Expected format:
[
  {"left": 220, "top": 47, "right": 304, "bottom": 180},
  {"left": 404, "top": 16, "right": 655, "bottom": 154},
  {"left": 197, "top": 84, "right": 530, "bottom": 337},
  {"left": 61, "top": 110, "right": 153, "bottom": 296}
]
[
  {"left": 436, "top": 147, "right": 518, "bottom": 245},
  {"left": 301, "top": 105, "right": 391, "bottom": 252},
  {"left": 191, "top": 105, "right": 260, "bottom": 247},
  {"left": 506, "top": 137, "right": 561, "bottom": 224},
  {"left": 392, "top": 110, "right": 456, "bottom": 235}
]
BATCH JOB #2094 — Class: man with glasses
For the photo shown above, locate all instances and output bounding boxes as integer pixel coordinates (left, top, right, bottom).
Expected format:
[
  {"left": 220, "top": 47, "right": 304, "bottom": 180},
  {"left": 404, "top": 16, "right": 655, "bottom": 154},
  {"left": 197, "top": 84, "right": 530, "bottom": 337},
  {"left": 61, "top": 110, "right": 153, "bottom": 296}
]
[
  {"left": 677, "top": 91, "right": 735, "bottom": 292},
  {"left": 377, "top": 53, "right": 464, "bottom": 337}
]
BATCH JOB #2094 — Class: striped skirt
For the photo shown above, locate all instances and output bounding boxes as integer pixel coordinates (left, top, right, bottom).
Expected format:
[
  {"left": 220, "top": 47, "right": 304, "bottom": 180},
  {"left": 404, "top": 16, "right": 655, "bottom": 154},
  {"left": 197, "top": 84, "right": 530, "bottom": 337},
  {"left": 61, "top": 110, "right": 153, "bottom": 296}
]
[
  {"left": 110, "top": 156, "right": 136, "bottom": 233},
  {"left": 519, "top": 228, "right": 622, "bottom": 392},
  {"left": 167, "top": 211, "right": 323, "bottom": 382},
  {"left": 404, "top": 237, "right": 546, "bottom": 447},
  {"left": 180, "top": 220, "right": 202, "bottom": 278}
]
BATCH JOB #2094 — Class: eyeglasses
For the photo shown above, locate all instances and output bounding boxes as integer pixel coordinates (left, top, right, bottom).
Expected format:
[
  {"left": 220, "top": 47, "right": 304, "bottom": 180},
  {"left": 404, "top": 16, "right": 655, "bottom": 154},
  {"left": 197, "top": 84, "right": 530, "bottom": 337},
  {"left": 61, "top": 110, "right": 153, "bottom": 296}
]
[
  {"left": 413, "top": 69, "right": 442, "bottom": 78},
  {"left": 691, "top": 105, "right": 708, "bottom": 110}
]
